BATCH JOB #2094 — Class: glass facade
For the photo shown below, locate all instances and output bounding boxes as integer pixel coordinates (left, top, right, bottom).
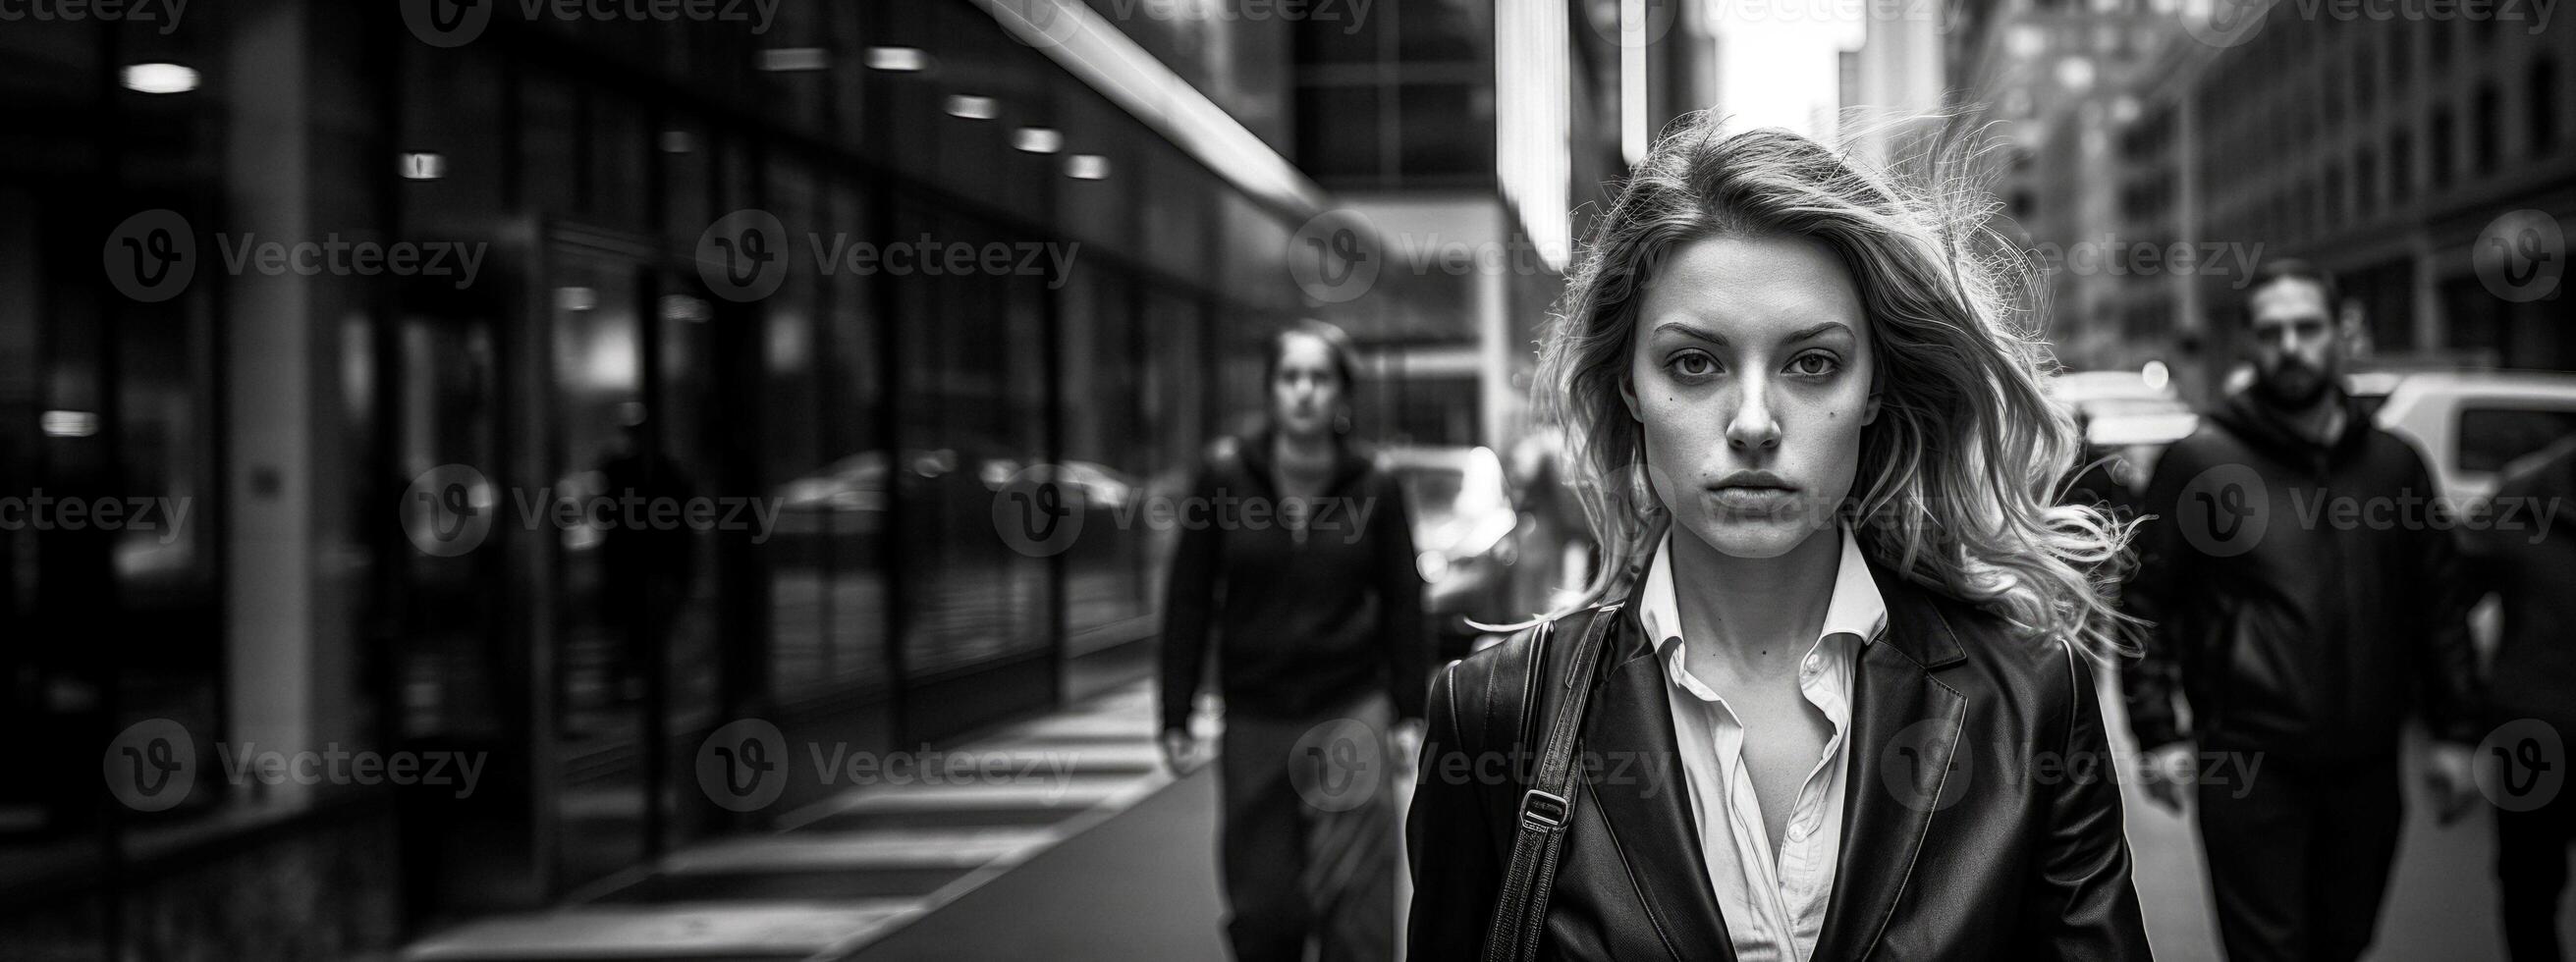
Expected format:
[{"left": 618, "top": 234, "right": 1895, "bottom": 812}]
[
  {"left": 1292, "top": 0, "right": 1498, "bottom": 188},
  {"left": 0, "top": 1, "right": 1458, "bottom": 954}
]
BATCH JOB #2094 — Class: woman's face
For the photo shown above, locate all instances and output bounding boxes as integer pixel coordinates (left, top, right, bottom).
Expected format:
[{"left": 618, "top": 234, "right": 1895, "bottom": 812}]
[
  {"left": 1623, "top": 234, "right": 1877, "bottom": 560},
  {"left": 1271, "top": 332, "right": 1344, "bottom": 439}
]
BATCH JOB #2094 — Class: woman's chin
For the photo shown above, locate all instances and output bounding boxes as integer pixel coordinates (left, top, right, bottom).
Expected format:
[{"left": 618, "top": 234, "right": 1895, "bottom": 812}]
[{"left": 1676, "top": 515, "right": 1818, "bottom": 561}]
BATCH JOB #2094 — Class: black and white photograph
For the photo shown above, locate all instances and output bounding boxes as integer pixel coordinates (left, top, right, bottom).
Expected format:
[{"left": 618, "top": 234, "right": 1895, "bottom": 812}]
[{"left": 2, "top": 0, "right": 2572, "bottom": 959}]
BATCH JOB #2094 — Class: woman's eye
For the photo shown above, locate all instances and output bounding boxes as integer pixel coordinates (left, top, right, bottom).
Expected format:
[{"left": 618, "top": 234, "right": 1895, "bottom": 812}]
[
  {"left": 1786, "top": 351, "right": 1840, "bottom": 377},
  {"left": 1668, "top": 351, "right": 1719, "bottom": 378}
]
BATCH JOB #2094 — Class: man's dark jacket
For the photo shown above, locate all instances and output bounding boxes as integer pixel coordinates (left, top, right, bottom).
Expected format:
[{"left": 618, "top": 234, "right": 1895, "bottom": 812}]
[
  {"left": 2122, "top": 389, "right": 2485, "bottom": 756},
  {"left": 2465, "top": 437, "right": 2576, "bottom": 735}
]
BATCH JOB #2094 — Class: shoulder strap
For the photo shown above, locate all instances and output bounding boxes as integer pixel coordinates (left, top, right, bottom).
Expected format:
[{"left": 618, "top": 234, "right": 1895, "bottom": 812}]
[{"left": 1483, "top": 603, "right": 1623, "bottom": 962}]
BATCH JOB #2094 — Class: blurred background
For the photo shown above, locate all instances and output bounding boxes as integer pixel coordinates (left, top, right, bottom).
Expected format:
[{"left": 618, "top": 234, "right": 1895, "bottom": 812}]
[{"left": 0, "top": 0, "right": 2567, "bottom": 959}]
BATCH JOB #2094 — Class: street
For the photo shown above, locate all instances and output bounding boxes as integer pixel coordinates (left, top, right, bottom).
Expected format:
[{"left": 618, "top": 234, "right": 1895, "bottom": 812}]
[
  {"left": 847, "top": 672, "right": 2558, "bottom": 961},
  {"left": 392, "top": 670, "right": 2565, "bottom": 961}
]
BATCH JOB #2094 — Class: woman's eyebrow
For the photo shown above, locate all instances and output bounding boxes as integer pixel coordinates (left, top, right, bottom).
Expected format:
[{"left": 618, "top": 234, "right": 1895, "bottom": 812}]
[
  {"left": 1784, "top": 321, "right": 1853, "bottom": 344},
  {"left": 1650, "top": 319, "right": 1726, "bottom": 345},
  {"left": 1651, "top": 319, "right": 1853, "bottom": 346}
]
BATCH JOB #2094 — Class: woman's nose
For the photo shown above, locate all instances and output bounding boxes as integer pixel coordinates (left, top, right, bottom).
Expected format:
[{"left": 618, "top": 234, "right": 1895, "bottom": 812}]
[{"left": 1726, "top": 383, "right": 1781, "bottom": 451}]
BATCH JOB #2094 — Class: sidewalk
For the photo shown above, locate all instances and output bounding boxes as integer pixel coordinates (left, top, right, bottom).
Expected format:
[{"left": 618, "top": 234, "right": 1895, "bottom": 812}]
[
  {"left": 868, "top": 672, "right": 2526, "bottom": 962},
  {"left": 844, "top": 761, "right": 1229, "bottom": 960},
  {"left": 2100, "top": 671, "right": 2528, "bottom": 962},
  {"left": 395, "top": 681, "right": 1185, "bottom": 962},
  {"left": 390, "top": 670, "right": 2551, "bottom": 961}
]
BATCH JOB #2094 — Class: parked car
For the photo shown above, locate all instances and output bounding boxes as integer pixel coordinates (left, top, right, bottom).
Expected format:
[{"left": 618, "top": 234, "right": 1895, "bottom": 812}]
[
  {"left": 2368, "top": 371, "right": 2576, "bottom": 660},
  {"left": 2048, "top": 369, "right": 2199, "bottom": 511},
  {"left": 2370, "top": 370, "right": 2576, "bottom": 502},
  {"left": 1383, "top": 445, "right": 1523, "bottom": 663}
]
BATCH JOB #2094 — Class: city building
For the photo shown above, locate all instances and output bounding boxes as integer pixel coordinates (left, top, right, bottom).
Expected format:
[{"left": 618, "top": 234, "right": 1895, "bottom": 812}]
[
  {"left": 1955, "top": 0, "right": 2576, "bottom": 396},
  {"left": 1950, "top": 0, "right": 2214, "bottom": 391},
  {"left": 1848, "top": 0, "right": 1948, "bottom": 165},
  {"left": 0, "top": 1, "right": 1604, "bottom": 957},
  {"left": 2188, "top": 10, "right": 2576, "bottom": 374},
  {"left": 1286, "top": 0, "right": 1629, "bottom": 448},
  {"left": 1647, "top": 0, "right": 1725, "bottom": 150}
]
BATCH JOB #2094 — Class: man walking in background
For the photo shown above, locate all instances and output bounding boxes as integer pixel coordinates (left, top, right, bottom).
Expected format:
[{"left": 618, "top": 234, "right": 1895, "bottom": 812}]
[
  {"left": 2122, "top": 259, "right": 2484, "bottom": 962},
  {"left": 2467, "top": 436, "right": 2576, "bottom": 960}
]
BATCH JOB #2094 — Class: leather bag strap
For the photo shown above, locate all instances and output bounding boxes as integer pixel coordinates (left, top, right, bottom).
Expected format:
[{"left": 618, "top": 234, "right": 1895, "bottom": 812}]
[{"left": 1483, "top": 603, "right": 1622, "bottom": 962}]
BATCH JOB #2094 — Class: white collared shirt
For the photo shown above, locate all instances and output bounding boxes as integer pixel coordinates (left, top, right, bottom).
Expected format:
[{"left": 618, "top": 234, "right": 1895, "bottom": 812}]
[{"left": 1636, "top": 525, "right": 1888, "bottom": 962}]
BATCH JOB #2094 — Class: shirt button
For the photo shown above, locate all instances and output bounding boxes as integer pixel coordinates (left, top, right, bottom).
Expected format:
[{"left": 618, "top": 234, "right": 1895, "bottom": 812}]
[{"left": 1788, "top": 821, "right": 1810, "bottom": 841}]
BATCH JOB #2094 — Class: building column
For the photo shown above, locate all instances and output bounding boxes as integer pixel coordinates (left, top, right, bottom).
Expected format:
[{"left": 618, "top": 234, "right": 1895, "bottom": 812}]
[{"left": 223, "top": 0, "right": 377, "bottom": 805}]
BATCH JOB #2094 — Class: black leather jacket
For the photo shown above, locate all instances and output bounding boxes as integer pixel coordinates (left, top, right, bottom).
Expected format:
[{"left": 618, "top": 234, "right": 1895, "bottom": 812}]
[
  {"left": 1407, "top": 564, "right": 2152, "bottom": 961},
  {"left": 2120, "top": 390, "right": 2485, "bottom": 756}
]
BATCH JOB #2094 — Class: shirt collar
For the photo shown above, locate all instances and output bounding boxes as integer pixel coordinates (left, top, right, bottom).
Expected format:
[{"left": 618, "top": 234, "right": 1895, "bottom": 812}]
[{"left": 1637, "top": 524, "right": 1889, "bottom": 652}]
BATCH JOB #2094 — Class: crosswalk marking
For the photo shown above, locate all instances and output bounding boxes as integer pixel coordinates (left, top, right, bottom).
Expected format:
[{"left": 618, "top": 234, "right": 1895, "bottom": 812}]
[
  {"left": 404, "top": 901, "right": 922, "bottom": 960},
  {"left": 397, "top": 678, "right": 1178, "bottom": 962},
  {"left": 660, "top": 828, "right": 1065, "bottom": 873}
]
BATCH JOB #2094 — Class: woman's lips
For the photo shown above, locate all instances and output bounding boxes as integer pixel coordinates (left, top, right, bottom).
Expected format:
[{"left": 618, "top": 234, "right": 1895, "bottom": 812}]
[{"left": 1709, "top": 486, "right": 1797, "bottom": 513}]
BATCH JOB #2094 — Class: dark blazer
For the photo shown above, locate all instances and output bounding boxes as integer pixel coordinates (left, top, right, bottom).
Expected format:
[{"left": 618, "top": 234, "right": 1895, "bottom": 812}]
[{"left": 1406, "top": 562, "right": 2152, "bottom": 961}]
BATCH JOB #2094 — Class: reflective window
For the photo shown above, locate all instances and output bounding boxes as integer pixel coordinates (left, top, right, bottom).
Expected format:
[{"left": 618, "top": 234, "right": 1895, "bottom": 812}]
[
  {"left": 762, "top": 162, "right": 831, "bottom": 703},
  {"left": 891, "top": 203, "right": 1054, "bottom": 682},
  {"left": 2460, "top": 407, "right": 2576, "bottom": 475},
  {"left": 821, "top": 183, "right": 889, "bottom": 697},
  {"left": 1058, "top": 271, "right": 1153, "bottom": 648}
]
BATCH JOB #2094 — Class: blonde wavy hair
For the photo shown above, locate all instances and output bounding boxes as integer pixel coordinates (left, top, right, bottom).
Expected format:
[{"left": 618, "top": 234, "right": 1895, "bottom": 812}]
[{"left": 1534, "top": 115, "right": 2139, "bottom": 659}]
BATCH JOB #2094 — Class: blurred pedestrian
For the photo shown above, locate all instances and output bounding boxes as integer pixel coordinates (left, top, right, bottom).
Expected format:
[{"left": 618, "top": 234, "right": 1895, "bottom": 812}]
[
  {"left": 2466, "top": 435, "right": 2576, "bottom": 961},
  {"left": 596, "top": 418, "right": 697, "bottom": 704},
  {"left": 1408, "top": 121, "right": 2150, "bottom": 960},
  {"left": 1159, "top": 318, "right": 1428, "bottom": 962},
  {"left": 1507, "top": 420, "right": 1596, "bottom": 614},
  {"left": 2122, "top": 258, "right": 2485, "bottom": 962}
]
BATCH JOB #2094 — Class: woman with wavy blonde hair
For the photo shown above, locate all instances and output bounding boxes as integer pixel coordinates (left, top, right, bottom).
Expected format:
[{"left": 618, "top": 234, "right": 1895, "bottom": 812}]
[{"left": 1406, "top": 116, "right": 2152, "bottom": 961}]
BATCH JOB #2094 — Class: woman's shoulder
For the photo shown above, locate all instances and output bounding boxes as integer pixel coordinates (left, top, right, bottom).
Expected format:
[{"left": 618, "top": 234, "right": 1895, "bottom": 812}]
[
  {"left": 1187, "top": 435, "right": 1256, "bottom": 484},
  {"left": 1429, "top": 605, "right": 1618, "bottom": 741},
  {"left": 1890, "top": 575, "right": 2094, "bottom": 718}
]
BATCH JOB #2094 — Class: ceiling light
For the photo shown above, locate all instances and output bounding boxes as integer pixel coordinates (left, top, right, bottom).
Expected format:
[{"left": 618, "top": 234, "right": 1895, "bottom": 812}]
[
  {"left": 1012, "top": 128, "right": 1064, "bottom": 154},
  {"left": 400, "top": 152, "right": 447, "bottom": 180},
  {"left": 946, "top": 95, "right": 1000, "bottom": 120},
  {"left": 1065, "top": 154, "right": 1111, "bottom": 180},
  {"left": 864, "top": 46, "right": 928, "bottom": 72},
  {"left": 121, "top": 63, "right": 197, "bottom": 94},
  {"left": 758, "top": 47, "right": 830, "bottom": 72},
  {"left": 41, "top": 410, "right": 98, "bottom": 438}
]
